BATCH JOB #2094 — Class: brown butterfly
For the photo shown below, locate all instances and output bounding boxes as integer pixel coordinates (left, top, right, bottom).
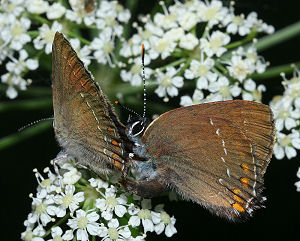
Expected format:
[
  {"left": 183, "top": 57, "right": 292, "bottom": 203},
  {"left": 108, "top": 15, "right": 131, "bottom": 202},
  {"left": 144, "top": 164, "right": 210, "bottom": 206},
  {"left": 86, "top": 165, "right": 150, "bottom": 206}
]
[{"left": 52, "top": 32, "right": 276, "bottom": 221}]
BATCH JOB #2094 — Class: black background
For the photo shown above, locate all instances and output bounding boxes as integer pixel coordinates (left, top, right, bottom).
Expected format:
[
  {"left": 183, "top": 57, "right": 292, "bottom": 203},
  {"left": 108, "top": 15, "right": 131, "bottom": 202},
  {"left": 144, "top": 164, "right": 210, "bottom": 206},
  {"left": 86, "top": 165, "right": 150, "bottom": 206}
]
[{"left": 1, "top": 0, "right": 300, "bottom": 240}]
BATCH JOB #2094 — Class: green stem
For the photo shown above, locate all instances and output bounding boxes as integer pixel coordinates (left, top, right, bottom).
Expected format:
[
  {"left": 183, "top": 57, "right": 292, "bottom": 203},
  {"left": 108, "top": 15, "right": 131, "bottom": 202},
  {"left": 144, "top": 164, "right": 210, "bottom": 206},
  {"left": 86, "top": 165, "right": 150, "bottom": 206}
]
[
  {"left": 27, "top": 31, "right": 40, "bottom": 38},
  {"left": 0, "top": 121, "right": 51, "bottom": 151},
  {"left": 253, "top": 21, "right": 300, "bottom": 52},
  {"left": 67, "top": 32, "right": 91, "bottom": 45},
  {"left": 0, "top": 85, "right": 52, "bottom": 97},
  {"left": 79, "top": 178, "right": 90, "bottom": 186},
  {"left": 42, "top": 213, "right": 71, "bottom": 238},
  {"left": 250, "top": 62, "right": 300, "bottom": 80},
  {"left": 29, "top": 14, "right": 50, "bottom": 25},
  {"left": 225, "top": 30, "right": 258, "bottom": 49},
  {"left": 0, "top": 98, "right": 52, "bottom": 112},
  {"left": 176, "top": 58, "right": 192, "bottom": 76},
  {"left": 158, "top": 58, "right": 186, "bottom": 72},
  {"left": 215, "top": 61, "right": 228, "bottom": 75}
]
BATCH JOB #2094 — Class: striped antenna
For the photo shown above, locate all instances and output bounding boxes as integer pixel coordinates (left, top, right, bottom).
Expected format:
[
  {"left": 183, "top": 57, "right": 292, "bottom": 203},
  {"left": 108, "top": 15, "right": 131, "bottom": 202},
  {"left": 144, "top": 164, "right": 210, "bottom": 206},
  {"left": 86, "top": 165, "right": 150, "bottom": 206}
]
[
  {"left": 114, "top": 101, "right": 141, "bottom": 118},
  {"left": 18, "top": 117, "right": 53, "bottom": 132},
  {"left": 141, "top": 44, "right": 147, "bottom": 118}
]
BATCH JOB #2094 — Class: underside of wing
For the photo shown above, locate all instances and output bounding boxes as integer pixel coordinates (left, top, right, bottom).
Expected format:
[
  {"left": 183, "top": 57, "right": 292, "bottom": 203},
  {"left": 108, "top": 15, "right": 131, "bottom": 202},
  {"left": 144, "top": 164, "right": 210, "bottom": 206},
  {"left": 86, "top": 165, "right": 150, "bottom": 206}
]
[
  {"left": 141, "top": 100, "right": 275, "bottom": 220},
  {"left": 52, "top": 32, "right": 128, "bottom": 173}
]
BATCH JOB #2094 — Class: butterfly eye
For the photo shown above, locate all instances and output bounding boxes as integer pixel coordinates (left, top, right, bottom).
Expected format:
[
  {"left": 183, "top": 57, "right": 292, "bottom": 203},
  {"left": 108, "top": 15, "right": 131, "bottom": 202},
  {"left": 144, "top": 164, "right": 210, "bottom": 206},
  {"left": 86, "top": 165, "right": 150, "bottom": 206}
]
[{"left": 129, "top": 120, "right": 145, "bottom": 137}]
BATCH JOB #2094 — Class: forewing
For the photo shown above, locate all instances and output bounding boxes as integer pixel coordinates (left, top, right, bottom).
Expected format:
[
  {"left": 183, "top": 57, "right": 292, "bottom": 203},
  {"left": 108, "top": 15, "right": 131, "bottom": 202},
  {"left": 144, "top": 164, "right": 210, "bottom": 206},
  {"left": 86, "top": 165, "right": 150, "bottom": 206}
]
[
  {"left": 141, "top": 100, "right": 275, "bottom": 220},
  {"left": 52, "top": 32, "right": 126, "bottom": 173}
]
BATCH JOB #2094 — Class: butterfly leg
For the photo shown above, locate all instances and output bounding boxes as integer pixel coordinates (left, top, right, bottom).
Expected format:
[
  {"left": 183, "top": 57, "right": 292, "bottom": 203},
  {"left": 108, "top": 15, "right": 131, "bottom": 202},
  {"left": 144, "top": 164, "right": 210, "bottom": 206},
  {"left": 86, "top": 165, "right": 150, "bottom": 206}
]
[{"left": 120, "top": 178, "right": 167, "bottom": 198}]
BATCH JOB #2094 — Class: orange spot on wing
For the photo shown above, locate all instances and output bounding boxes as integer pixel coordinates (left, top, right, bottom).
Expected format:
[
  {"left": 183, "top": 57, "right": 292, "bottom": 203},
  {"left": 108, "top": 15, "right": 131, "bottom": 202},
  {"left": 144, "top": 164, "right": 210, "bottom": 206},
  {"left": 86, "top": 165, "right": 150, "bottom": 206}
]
[
  {"left": 108, "top": 127, "right": 114, "bottom": 135},
  {"left": 241, "top": 163, "right": 250, "bottom": 173},
  {"left": 232, "top": 189, "right": 243, "bottom": 203},
  {"left": 234, "top": 195, "right": 244, "bottom": 204},
  {"left": 232, "top": 202, "right": 245, "bottom": 212},
  {"left": 112, "top": 153, "right": 119, "bottom": 160},
  {"left": 114, "top": 160, "right": 123, "bottom": 169},
  {"left": 240, "top": 177, "right": 250, "bottom": 188},
  {"left": 112, "top": 140, "right": 120, "bottom": 151},
  {"left": 233, "top": 188, "right": 241, "bottom": 194}
]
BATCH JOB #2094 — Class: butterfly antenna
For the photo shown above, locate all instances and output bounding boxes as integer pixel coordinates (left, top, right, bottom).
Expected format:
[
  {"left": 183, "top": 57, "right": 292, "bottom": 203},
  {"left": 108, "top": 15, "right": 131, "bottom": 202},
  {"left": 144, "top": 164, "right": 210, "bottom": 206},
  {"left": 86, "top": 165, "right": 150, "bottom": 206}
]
[
  {"left": 18, "top": 117, "right": 53, "bottom": 132},
  {"left": 114, "top": 101, "right": 141, "bottom": 118},
  {"left": 141, "top": 44, "right": 147, "bottom": 118}
]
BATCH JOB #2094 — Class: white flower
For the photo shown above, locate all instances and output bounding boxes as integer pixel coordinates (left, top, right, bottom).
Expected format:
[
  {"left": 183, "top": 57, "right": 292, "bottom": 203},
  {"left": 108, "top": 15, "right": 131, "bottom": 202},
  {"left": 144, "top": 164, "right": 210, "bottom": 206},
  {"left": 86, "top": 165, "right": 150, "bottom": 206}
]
[
  {"left": 184, "top": 57, "right": 217, "bottom": 88},
  {"left": 33, "top": 21, "right": 63, "bottom": 54},
  {"left": 149, "top": 36, "right": 176, "bottom": 60},
  {"left": 200, "top": 30, "right": 230, "bottom": 57},
  {"left": 128, "top": 199, "right": 154, "bottom": 233},
  {"left": 34, "top": 168, "right": 59, "bottom": 194},
  {"left": 246, "top": 12, "right": 275, "bottom": 34},
  {"left": 30, "top": 194, "right": 57, "bottom": 226},
  {"left": 46, "top": 3, "right": 66, "bottom": 20},
  {"left": 69, "top": 38, "right": 92, "bottom": 67},
  {"left": 154, "top": 67, "right": 183, "bottom": 99},
  {"left": 207, "top": 76, "right": 241, "bottom": 101},
  {"left": 63, "top": 167, "right": 82, "bottom": 185},
  {"left": 6, "top": 85, "right": 18, "bottom": 99},
  {"left": 177, "top": 11, "right": 198, "bottom": 30},
  {"left": 242, "top": 78, "right": 266, "bottom": 102},
  {"left": 236, "top": 46, "right": 268, "bottom": 74},
  {"left": 198, "top": 0, "right": 228, "bottom": 28},
  {"left": 120, "top": 22, "right": 162, "bottom": 58},
  {"left": 67, "top": 209, "right": 102, "bottom": 241},
  {"left": 225, "top": 13, "right": 252, "bottom": 36},
  {"left": 1, "top": 0, "right": 25, "bottom": 17},
  {"left": 273, "top": 130, "right": 300, "bottom": 160},
  {"left": 295, "top": 168, "right": 300, "bottom": 192},
  {"left": 1, "top": 72, "right": 30, "bottom": 99},
  {"left": 6, "top": 49, "right": 38, "bottom": 75},
  {"left": 55, "top": 185, "right": 84, "bottom": 217},
  {"left": 180, "top": 89, "right": 204, "bottom": 107},
  {"left": 282, "top": 68, "right": 300, "bottom": 100},
  {"left": 90, "top": 28, "right": 115, "bottom": 66},
  {"left": 66, "top": 0, "right": 96, "bottom": 25},
  {"left": 95, "top": 188, "right": 127, "bottom": 220},
  {"left": 94, "top": 1, "right": 129, "bottom": 36},
  {"left": 164, "top": 27, "right": 185, "bottom": 42},
  {"left": 270, "top": 96, "right": 299, "bottom": 131},
  {"left": 121, "top": 58, "right": 152, "bottom": 86},
  {"left": 1, "top": 16, "right": 31, "bottom": 50},
  {"left": 89, "top": 177, "right": 109, "bottom": 189},
  {"left": 101, "top": 218, "right": 132, "bottom": 241},
  {"left": 179, "top": 33, "right": 198, "bottom": 50},
  {"left": 151, "top": 211, "right": 177, "bottom": 237},
  {"left": 27, "top": 0, "right": 48, "bottom": 14},
  {"left": 227, "top": 55, "right": 255, "bottom": 82},
  {"left": 154, "top": 12, "right": 178, "bottom": 30},
  {"left": 32, "top": 224, "right": 46, "bottom": 237},
  {"left": 49, "top": 227, "right": 74, "bottom": 241}
]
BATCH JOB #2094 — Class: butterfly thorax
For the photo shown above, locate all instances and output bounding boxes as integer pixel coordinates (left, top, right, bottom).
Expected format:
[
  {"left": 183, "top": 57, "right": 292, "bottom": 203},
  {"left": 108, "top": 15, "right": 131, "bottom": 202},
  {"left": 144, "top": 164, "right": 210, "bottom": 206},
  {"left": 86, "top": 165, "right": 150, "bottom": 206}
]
[{"left": 124, "top": 117, "right": 159, "bottom": 181}]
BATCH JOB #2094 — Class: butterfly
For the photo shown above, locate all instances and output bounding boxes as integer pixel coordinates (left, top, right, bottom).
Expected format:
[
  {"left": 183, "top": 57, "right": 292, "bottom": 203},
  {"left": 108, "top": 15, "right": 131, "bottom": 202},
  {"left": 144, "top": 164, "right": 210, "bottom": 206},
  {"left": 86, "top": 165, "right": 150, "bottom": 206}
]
[{"left": 52, "top": 32, "right": 276, "bottom": 221}]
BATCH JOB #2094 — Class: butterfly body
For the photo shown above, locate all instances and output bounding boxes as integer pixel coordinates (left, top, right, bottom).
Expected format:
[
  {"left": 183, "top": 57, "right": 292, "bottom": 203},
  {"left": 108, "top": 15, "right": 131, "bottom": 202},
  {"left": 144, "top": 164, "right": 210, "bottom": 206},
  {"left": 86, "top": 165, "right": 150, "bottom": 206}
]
[{"left": 52, "top": 32, "right": 275, "bottom": 221}]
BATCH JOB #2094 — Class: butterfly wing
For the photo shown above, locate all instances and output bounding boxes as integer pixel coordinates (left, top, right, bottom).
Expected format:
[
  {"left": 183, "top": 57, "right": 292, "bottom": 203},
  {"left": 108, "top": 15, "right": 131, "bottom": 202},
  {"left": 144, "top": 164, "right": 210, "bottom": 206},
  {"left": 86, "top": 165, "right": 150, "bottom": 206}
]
[
  {"left": 52, "top": 32, "right": 127, "bottom": 173},
  {"left": 141, "top": 100, "right": 275, "bottom": 220}
]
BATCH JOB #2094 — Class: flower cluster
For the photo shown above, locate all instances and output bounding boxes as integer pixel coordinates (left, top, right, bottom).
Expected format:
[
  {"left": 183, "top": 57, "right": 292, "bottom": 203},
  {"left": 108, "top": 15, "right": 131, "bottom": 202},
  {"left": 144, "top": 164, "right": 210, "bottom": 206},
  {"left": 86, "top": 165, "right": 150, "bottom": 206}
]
[
  {"left": 270, "top": 67, "right": 300, "bottom": 160},
  {"left": 119, "top": 0, "right": 274, "bottom": 103},
  {"left": 0, "top": 0, "right": 130, "bottom": 99},
  {"left": 268, "top": 66, "right": 300, "bottom": 191},
  {"left": 21, "top": 157, "right": 177, "bottom": 240}
]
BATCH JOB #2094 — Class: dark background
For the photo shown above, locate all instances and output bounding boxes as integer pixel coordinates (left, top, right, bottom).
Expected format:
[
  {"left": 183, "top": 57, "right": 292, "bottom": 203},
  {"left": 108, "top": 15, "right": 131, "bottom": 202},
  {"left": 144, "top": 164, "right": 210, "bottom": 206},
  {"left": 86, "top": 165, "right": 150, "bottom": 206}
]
[{"left": 1, "top": 0, "right": 300, "bottom": 240}]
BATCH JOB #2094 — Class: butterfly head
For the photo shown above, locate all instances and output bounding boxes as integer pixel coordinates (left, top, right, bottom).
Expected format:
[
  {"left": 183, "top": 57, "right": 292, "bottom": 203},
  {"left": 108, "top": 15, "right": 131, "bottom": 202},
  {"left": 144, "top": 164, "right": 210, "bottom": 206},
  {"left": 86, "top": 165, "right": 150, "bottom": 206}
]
[{"left": 126, "top": 115, "right": 148, "bottom": 138}]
